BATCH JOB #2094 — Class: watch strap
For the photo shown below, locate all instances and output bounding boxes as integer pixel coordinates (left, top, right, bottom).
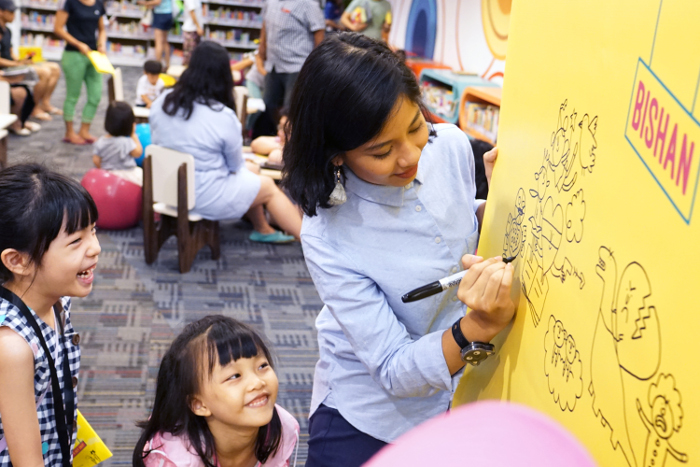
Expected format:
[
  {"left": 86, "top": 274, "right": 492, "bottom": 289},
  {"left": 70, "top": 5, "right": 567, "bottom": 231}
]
[{"left": 451, "top": 318, "right": 471, "bottom": 350}]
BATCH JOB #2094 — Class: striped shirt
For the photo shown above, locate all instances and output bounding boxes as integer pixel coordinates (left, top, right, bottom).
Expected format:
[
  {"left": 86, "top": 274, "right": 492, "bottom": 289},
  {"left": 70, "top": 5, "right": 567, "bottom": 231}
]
[
  {"left": 0, "top": 297, "right": 80, "bottom": 467},
  {"left": 263, "top": 0, "right": 325, "bottom": 73}
]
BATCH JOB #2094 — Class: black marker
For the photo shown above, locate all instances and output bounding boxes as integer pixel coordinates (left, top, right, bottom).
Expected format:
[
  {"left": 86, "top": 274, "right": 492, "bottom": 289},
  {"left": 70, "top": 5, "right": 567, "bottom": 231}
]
[{"left": 401, "top": 256, "right": 517, "bottom": 303}]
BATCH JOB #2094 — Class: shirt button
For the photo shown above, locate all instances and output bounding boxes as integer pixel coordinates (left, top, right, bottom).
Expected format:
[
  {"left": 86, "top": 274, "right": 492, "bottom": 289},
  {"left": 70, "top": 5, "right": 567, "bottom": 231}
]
[
  {"left": 452, "top": 295, "right": 459, "bottom": 302},
  {"left": 72, "top": 333, "right": 81, "bottom": 345},
  {"left": 451, "top": 267, "right": 458, "bottom": 273},
  {"left": 435, "top": 237, "right": 442, "bottom": 244},
  {"left": 415, "top": 205, "right": 422, "bottom": 212},
  {"left": 72, "top": 376, "right": 78, "bottom": 388},
  {"left": 405, "top": 182, "right": 413, "bottom": 189}
]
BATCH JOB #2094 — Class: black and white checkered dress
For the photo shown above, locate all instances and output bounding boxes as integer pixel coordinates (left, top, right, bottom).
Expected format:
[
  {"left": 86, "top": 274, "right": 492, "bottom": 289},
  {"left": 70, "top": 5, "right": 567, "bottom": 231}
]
[{"left": 0, "top": 296, "right": 81, "bottom": 467}]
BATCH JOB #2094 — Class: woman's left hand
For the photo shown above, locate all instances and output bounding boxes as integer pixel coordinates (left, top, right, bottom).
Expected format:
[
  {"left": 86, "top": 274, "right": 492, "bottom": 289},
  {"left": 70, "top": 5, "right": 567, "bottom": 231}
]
[
  {"left": 484, "top": 146, "right": 498, "bottom": 187},
  {"left": 97, "top": 42, "right": 107, "bottom": 54}
]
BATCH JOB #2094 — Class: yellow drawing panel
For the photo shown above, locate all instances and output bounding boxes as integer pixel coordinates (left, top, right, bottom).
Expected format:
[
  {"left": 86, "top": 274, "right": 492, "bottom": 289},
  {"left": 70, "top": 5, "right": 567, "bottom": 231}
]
[{"left": 454, "top": 1, "right": 699, "bottom": 467}]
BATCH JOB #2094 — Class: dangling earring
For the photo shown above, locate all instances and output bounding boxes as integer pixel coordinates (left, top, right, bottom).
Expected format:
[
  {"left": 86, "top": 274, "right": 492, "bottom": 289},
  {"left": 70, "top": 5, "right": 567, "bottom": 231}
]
[{"left": 328, "top": 165, "right": 347, "bottom": 206}]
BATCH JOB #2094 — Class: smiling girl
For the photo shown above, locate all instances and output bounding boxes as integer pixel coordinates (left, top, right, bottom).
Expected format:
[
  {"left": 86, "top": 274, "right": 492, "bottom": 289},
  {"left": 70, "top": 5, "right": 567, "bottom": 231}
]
[
  {"left": 0, "top": 163, "right": 100, "bottom": 467},
  {"left": 133, "top": 315, "right": 300, "bottom": 467},
  {"left": 281, "top": 33, "right": 516, "bottom": 466}
]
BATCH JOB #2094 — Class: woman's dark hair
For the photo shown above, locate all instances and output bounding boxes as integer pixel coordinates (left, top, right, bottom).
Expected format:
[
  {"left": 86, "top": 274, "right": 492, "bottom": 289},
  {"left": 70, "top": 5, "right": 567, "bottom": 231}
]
[
  {"left": 0, "top": 164, "right": 98, "bottom": 284},
  {"left": 133, "top": 315, "right": 282, "bottom": 467},
  {"left": 282, "top": 33, "right": 434, "bottom": 216},
  {"left": 162, "top": 41, "right": 235, "bottom": 120},
  {"left": 104, "top": 101, "right": 135, "bottom": 137}
]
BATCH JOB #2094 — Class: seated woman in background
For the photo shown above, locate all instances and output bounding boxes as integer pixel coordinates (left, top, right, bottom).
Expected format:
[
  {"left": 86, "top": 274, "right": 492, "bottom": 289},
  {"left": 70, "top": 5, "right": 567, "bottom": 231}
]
[{"left": 149, "top": 41, "right": 301, "bottom": 243}]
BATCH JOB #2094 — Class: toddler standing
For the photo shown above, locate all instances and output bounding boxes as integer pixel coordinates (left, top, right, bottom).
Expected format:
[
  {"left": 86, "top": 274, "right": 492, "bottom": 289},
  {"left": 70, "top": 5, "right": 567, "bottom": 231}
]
[
  {"left": 182, "top": 0, "right": 204, "bottom": 66},
  {"left": 92, "top": 102, "right": 144, "bottom": 186}
]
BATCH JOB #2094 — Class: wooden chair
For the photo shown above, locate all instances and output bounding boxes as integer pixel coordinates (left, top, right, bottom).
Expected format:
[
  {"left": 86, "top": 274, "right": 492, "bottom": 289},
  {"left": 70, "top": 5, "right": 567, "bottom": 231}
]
[
  {"left": 107, "top": 67, "right": 150, "bottom": 123},
  {"left": 0, "top": 80, "right": 18, "bottom": 168},
  {"left": 233, "top": 86, "right": 248, "bottom": 139},
  {"left": 142, "top": 145, "right": 220, "bottom": 273}
]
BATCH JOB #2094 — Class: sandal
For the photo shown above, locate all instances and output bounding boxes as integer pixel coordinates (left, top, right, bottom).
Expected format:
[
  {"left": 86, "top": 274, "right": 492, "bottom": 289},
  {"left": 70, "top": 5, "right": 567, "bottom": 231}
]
[
  {"left": 23, "top": 121, "right": 41, "bottom": 132},
  {"left": 46, "top": 106, "right": 63, "bottom": 115},
  {"left": 10, "top": 127, "right": 31, "bottom": 136},
  {"left": 32, "top": 111, "right": 52, "bottom": 121},
  {"left": 62, "top": 137, "right": 89, "bottom": 145},
  {"left": 248, "top": 230, "right": 296, "bottom": 243}
]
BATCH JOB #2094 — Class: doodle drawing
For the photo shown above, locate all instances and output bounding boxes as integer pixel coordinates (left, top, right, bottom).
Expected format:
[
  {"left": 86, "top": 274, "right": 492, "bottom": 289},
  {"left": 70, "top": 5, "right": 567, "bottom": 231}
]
[
  {"left": 503, "top": 188, "right": 527, "bottom": 258},
  {"left": 543, "top": 315, "right": 583, "bottom": 411},
  {"left": 636, "top": 374, "right": 688, "bottom": 467},
  {"left": 589, "top": 246, "right": 662, "bottom": 467}
]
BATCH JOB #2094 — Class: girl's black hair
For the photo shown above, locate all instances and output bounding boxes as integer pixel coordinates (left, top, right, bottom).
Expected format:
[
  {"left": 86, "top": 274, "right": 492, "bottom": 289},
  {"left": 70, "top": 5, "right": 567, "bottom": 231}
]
[
  {"left": 162, "top": 41, "right": 235, "bottom": 120},
  {"left": 133, "top": 315, "right": 282, "bottom": 467},
  {"left": 281, "top": 33, "right": 434, "bottom": 217},
  {"left": 0, "top": 164, "right": 98, "bottom": 284},
  {"left": 104, "top": 101, "right": 135, "bottom": 137}
]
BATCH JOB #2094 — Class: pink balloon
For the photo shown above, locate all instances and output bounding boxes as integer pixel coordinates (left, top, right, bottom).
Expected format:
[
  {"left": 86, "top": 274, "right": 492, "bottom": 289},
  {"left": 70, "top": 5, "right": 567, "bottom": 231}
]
[
  {"left": 81, "top": 169, "right": 142, "bottom": 230},
  {"left": 363, "top": 401, "right": 597, "bottom": 467}
]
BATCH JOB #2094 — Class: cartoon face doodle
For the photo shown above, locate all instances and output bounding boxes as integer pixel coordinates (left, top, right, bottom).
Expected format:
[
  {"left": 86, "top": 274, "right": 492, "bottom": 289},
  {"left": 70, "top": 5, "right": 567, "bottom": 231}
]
[
  {"left": 544, "top": 315, "right": 582, "bottom": 412},
  {"left": 503, "top": 188, "right": 527, "bottom": 258},
  {"left": 637, "top": 374, "right": 688, "bottom": 466}
]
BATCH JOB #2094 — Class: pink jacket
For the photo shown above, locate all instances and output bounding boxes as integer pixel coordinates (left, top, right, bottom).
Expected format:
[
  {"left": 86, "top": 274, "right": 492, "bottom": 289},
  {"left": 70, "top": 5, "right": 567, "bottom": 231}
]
[{"left": 142, "top": 405, "right": 300, "bottom": 467}]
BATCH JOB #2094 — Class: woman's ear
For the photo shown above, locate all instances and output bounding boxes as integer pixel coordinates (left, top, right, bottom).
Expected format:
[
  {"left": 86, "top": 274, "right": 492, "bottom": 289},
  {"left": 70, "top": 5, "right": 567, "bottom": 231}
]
[
  {"left": 331, "top": 155, "right": 344, "bottom": 167},
  {"left": 189, "top": 395, "right": 211, "bottom": 417},
  {"left": 1, "top": 249, "right": 33, "bottom": 279}
]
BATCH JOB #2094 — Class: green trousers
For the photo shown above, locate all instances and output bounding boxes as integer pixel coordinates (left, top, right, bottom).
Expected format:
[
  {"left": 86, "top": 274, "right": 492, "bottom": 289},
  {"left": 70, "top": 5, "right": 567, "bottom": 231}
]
[{"left": 61, "top": 51, "right": 103, "bottom": 123}]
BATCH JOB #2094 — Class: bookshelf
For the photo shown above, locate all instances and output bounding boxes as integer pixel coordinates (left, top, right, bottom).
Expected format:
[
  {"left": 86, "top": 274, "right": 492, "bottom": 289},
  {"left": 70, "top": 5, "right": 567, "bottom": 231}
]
[
  {"left": 458, "top": 86, "right": 502, "bottom": 145},
  {"left": 18, "top": 0, "right": 263, "bottom": 67},
  {"left": 418, "top": 68, "right": 499, "bottom": 125}
]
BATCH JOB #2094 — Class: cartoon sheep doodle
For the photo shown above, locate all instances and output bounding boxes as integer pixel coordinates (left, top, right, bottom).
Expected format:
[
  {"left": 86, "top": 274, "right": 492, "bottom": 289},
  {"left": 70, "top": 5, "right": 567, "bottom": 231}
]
[
  {"left": 543, "top": 315, "right": 583, "bottom": 411},
  {"left": 636, "top": 374, "right": 688, "bottom": 467}
]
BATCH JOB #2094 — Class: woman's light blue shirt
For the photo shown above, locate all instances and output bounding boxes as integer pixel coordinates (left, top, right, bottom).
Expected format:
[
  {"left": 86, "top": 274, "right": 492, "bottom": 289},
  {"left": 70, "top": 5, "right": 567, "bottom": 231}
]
[
  {"left": 301, "top": 124, "right": 485, "bottom": 442},
  {"left": 154, "top": 0, "right": 171, "bottom": 14},
  {"left": 149, "top": 91, "right": 260, "bottom": 220}
]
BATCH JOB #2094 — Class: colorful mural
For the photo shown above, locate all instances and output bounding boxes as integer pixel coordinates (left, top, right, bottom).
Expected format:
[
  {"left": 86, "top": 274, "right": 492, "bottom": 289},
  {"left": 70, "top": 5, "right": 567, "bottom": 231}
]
[{"left": 388, "top": 0, "right": 510, "bottom": 82}]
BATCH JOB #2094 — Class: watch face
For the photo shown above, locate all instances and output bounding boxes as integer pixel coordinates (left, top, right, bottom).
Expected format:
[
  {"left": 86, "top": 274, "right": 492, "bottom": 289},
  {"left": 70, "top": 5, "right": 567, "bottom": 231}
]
[{"left": 461, "top": 343, "right": 495, "bottom": 366}]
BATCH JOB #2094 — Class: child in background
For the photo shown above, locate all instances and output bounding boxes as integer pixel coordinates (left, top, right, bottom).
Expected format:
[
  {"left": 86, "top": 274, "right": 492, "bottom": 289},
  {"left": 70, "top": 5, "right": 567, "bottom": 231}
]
[
  {"left": 251, "top": 109, "right": 287, "bottom": 167},
  {"left": 181, "top": 0, "right": 203, "bottom": 66},
  {"left": 0, "top": 163, "right": 100, "bottom": 466},
  {"left": 133, "top": 315, "right": 300, "bottom": 467},
  {"left": 341, "top": 0, "right": 392, "bottom": 42},
  {"left": 92, "top": 102, "right": 144, "bottom": 186},
  {"left": 135, "top": 60, "right": 164, "bottom": 108}
]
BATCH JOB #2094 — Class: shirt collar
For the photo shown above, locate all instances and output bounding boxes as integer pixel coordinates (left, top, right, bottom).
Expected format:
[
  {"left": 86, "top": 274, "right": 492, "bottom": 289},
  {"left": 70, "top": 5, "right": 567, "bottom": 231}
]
[{"left": 343, "top": 164, "right": 424, "bottom": 207}]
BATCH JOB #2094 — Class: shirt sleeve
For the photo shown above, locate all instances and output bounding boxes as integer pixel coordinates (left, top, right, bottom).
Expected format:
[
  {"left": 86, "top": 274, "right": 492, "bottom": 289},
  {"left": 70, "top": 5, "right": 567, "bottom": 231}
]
[
  {"left": 60, "top": 0, "right": 71, "bottom": 14},
  {"left": 221, "top": 111, "right": 243, "bottom": 173},
  {"left": 304, "top": 0, "right": 326, "bottom": 32},
  {"left": 301, "top": 234, "right": 455, "bottom": 398},
  {"left": 156, "top": 79, "right": 165, "bottom": 95}
]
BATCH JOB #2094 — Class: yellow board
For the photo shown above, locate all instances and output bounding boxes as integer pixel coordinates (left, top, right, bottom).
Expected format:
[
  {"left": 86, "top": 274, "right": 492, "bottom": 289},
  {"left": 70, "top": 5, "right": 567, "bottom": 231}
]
[
  {"left": 72, "top": 411, "right": 113, "bottom": 467},
  {"left": 454, "top": 1, "right": 699, "bottom": 467},
  {"left": 18, "top": 46, "right": 43, "bottom": 63},
  {"left": 87, "top": 52, "right": 115, "bottom": 75}
]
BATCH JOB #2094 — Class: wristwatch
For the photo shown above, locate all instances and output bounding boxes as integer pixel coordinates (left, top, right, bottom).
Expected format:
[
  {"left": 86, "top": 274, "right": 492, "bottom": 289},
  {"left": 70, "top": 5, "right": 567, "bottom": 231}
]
[{"left": 451, "top": 318, "right": 495, "bottom": 366}]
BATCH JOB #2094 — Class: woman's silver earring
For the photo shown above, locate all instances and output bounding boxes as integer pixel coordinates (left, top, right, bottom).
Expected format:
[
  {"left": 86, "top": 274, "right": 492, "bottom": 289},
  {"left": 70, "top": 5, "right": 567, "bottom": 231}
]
[{"left": 328, "top": 166, "right": 347, "bottom": 206}]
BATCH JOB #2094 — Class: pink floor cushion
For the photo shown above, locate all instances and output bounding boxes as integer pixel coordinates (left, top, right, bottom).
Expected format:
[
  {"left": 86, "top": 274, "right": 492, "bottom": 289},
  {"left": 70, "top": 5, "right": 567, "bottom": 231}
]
[
  {"left": 81, "top": 168, "right": 142, "bottom": 230},
  {"left": 364, "top": 401, "right": 597, "bottom": 467}
]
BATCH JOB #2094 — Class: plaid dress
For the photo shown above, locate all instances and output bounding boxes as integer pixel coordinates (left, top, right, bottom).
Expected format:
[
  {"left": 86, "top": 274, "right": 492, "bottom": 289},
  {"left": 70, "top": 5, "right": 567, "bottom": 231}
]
[{"left": 0, "top": 296, "right": 81, "bottom": 467}]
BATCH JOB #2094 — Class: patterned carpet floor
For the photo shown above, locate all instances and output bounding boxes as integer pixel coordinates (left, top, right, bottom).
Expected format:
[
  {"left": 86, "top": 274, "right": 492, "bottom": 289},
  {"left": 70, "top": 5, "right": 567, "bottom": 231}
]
[{"left": 5, "top": 65, "right": 321, "bottom": 465}]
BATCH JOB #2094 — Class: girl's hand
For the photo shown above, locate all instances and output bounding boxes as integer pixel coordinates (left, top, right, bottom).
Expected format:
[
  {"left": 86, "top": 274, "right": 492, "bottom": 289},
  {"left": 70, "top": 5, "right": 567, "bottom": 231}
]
[
  {"left": 97, "top": 42, "right": 107, "bottom": 54},
  {"left": 77, "top": 42, "right": 92, "bottom": 56},
  {"left": 457, "top": 254, "right": 515, "bottom": 342},
  {"left": 484, "top": 146, "right": 498, "bottom": 187}
]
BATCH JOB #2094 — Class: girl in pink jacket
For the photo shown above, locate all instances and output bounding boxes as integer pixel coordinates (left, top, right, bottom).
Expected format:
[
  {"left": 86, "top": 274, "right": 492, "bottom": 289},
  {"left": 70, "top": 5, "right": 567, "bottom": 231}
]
[{"left": 133, "top": 315, "right": 299, "bottom": 467}]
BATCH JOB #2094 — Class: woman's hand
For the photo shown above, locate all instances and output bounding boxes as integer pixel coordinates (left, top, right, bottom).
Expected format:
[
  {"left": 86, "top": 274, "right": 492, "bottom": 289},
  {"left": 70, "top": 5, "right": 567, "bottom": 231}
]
[
  {"left": 484, "top": 146, "right": 498, "bottom": 187},
  {"left": 77, "top": 42, "right": 92, "bottom": 56},
  {"left": 457, "top": 254, "right": 515, "bottom": 342},
  {"left": 97, "top": 42, "right": 107, "bottom": 54}
]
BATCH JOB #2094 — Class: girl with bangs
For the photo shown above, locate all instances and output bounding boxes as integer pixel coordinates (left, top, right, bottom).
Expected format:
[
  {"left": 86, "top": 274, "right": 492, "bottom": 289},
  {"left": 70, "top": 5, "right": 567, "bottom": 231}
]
[
  {"left": 0, "top": 163, "right": 100, "bottom": 466},
  {"left": 282, "top": 33, "right": 516, "bottom": 466},
  {"left": 133, "top": 315, "right": 300, "bottom": 467}
]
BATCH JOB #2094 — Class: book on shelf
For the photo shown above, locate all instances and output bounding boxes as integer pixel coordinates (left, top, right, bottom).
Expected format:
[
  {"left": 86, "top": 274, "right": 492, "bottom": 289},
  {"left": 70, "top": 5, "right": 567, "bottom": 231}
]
[{"left": 464, "top": 102, "right": 499, "bottom": 142}]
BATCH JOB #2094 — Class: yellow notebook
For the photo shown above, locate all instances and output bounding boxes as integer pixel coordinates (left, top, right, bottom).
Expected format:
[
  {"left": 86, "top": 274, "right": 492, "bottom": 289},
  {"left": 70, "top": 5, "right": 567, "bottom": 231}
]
[
  {"left": 18, "top": 46, "right": 43, "bottom": 62},
  {"left": 385, "top": 11, "right": 392, "bottom": 25},
  {"left": 87, "top": 51, "right": 115, "bottom": 75},
  {"left": 72, "top": 410, "right": 113, "bottom": 467}
]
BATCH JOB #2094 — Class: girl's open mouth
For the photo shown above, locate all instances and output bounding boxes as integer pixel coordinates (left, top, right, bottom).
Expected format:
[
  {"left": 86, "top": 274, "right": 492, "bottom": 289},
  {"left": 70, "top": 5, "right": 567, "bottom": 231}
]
[
  {"left": 246, "top": 394, "right": 270, "bottom": 408},
  {"left": 77, "top": 265, "right": 96, "bottom": 285}
]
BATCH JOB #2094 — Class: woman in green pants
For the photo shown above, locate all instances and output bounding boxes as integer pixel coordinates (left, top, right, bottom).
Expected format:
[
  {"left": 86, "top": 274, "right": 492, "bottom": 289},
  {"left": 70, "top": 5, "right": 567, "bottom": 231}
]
[{"left": 54, "top": 0, "right": 106, "bottom": 145}]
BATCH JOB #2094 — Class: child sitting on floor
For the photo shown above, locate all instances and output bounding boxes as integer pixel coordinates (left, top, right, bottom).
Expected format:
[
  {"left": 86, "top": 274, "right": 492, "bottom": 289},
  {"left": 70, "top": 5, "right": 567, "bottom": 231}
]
[
  {"left": 250, "top": 109, "right": 287, "bottom": 167},
  {"left": 135, "top": 60, "right": 164, "bottom": 109},
  {"left": 133, "top": 315, "right": 300, "bottom": 467},
  {"left": 92, "top": 102, "right": 144, "bottom": 186}
]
